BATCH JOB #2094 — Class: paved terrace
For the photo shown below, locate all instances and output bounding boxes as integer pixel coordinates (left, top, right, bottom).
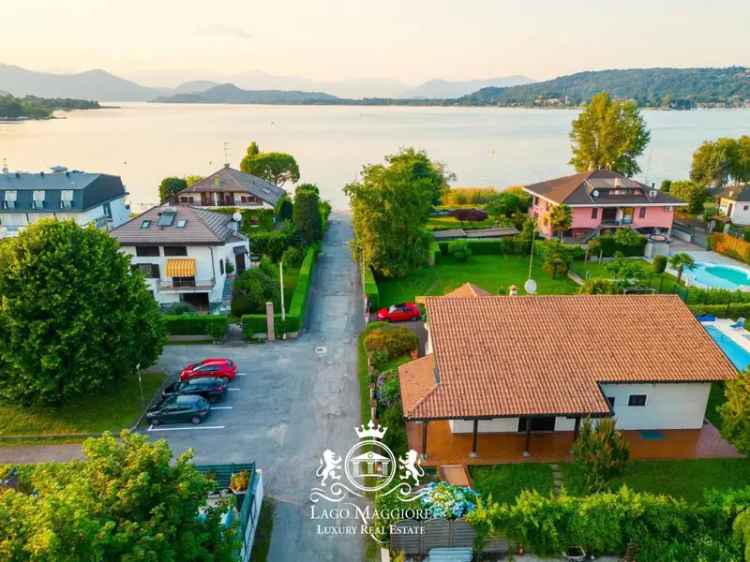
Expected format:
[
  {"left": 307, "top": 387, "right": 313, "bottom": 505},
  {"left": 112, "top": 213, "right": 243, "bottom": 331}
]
[{"left": 408, "top": 421, "right": 740, "bottom": 467}]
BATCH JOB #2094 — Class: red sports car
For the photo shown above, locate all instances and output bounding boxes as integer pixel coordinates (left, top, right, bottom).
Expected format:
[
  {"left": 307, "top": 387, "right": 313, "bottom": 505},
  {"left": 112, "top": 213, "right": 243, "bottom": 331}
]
[
  {"left": 179, "top": 358, "right": 237, "bottom": 382},
  {"left": 376, "top": 303, "right": 421, "bottom": 322}
]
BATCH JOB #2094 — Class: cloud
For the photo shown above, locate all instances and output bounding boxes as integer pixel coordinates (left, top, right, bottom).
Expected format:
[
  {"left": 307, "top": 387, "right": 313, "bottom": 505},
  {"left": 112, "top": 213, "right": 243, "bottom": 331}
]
[{"left": 194, "top": 24, "right": 253, "bottom": 41}]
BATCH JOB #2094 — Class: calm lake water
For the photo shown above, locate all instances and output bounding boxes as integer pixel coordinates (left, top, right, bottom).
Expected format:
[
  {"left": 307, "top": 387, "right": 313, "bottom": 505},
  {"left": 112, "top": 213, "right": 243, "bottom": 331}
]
[{"left": 1, "top": 102, "right": 749, "bottom": 210}]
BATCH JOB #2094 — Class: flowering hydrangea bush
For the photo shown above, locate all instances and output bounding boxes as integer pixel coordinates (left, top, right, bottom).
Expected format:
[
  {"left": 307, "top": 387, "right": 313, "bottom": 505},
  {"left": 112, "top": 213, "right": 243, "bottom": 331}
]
[{"left": 420, "top": 482, "right": 479, "bottom": 519}]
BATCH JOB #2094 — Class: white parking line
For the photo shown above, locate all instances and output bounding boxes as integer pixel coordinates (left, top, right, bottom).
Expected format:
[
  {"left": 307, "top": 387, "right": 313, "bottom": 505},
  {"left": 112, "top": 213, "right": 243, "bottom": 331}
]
[
  {"left": 236, "top": 373, "right": 248, "bottom": 377},
  {"left": 147, "top": 424, "right": 226, "bottom": 431},
  {"left": 211, "top": 406, "right": 233, "bottom": 410},
  {"left": 228, "top": 388, "right": 241, "bottom": 392}
]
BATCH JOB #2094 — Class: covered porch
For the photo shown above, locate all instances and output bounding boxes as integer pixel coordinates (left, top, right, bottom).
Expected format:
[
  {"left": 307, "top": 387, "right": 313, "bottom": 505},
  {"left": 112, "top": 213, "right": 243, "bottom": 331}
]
[{"left": 407, "top": 419, "right": 741, "bottom": 467}]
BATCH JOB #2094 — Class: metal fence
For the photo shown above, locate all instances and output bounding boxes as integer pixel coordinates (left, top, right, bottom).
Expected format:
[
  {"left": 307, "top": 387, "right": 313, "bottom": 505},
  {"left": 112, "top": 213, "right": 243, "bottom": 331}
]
[{"left": 390, "top": 518, "right": 508, "bottom": 557}]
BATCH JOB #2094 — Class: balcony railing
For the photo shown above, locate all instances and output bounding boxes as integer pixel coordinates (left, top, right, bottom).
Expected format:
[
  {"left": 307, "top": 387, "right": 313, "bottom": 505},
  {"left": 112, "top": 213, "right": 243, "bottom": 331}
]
[{"left": 159, "top": 278, "right": 215, "bottom": 291}]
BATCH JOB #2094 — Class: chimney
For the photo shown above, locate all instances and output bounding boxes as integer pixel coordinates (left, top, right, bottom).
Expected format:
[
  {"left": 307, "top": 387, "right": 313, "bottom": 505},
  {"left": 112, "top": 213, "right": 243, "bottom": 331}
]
[{"left": 648, "top": 182, "right": 657, "bottom": 200}]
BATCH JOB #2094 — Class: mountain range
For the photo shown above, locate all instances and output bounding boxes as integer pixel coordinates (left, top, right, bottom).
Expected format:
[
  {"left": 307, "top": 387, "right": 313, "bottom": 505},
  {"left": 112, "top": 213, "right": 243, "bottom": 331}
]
[{"left": 0, "top": 63, "right": 534, "bottom": 101}]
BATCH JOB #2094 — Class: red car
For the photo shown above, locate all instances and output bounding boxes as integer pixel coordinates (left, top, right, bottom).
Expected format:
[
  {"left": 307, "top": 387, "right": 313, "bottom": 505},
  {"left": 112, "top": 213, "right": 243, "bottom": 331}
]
[
  {"left": 377, "top": 303, "right": 421, "bottom": 322},
  {"left": 179, "top": 358, "right": 237, "bottom": 382}
]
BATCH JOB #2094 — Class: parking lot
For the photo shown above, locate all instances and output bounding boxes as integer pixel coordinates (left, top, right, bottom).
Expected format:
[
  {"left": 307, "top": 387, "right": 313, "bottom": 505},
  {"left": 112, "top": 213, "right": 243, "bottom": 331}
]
[{"left": 148, "top": 215, "right": 366, "bottom": 562}]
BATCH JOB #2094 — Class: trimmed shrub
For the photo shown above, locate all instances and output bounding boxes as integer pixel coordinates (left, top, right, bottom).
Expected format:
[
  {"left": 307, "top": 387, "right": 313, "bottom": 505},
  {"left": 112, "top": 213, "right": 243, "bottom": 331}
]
[
  {"left": 163, "top": 314, "right": 228, "bottom": 339},
  {"left": 282, "top": 246, "right": 304, "bottom": 268},
  {"left": 363, "top": 267, "right": 379, "bottom": 311},
  {"left": 683, "top": 286, "right": 750, "bottom": 305},
  {"left": 450, "top": 208, "right": 488, "bottom": 222},
  {"left": 248, "top": 227, "right": 300, "bottom": 262},
  {"left": 596, "top": 231, "right": 647, "bottom": 257},
  {"left": 448, "top": 239, "right": 472, "bottom": 262},
  {"left": 231, "top": 267, "right": 279, "bottom": 316},
  {"left": 710, "top": 233, "right": 750, "bottom": 264},
  {"left": 363, "top": 324, "right": 419, "bottom": 360},
  {"left": 653, "top": 255, "right": 667, "bottom": 274},
  {"left": 688, "top": 303, "right": 750, "bottom": 319}
]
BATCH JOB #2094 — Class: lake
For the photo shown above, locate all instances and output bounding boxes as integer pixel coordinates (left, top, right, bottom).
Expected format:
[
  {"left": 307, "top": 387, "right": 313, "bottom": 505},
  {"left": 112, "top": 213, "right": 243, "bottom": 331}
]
[{"left": 1, "top": 102, "right": 749, "bottom": 210}]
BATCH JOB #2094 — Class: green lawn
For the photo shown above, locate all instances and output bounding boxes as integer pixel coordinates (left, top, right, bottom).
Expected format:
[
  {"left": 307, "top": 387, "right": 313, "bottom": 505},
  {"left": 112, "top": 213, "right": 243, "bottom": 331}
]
[
  {"left": 470, "top": 464, "right": 555, "bottom": 504},
  {"left": 0, "top": 371, "right": 165, "bottom": 437},
  {"left": 377, "top": 254, "right": 579, "bottom": 306},
  {"left": 560, "top": 458, "right": 750, "bottom": 503},
  {"left": 570, "top": 259, "right": 684, "bottom": 293},
  {"left": 249, "top": 498, "right": 275, "bottom": 562}
]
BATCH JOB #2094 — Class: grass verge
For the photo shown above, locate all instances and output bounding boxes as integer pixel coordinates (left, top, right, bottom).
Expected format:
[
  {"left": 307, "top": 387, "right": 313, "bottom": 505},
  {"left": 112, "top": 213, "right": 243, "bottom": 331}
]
[
  {"left": 0, "top": 371, "right": 165, "bottom": 437},
  {"left": 249, "top": 497, "right": 275, "bottom": 562},
  {"left": 470, "top": 464, "right": 554, "bottom": 504}
]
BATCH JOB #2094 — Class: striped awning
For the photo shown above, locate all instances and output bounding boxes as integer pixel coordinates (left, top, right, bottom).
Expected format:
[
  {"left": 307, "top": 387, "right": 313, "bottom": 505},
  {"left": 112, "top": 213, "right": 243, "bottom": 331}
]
[{"left": 166, "top": 259, "right": 196, "bottom": 277}]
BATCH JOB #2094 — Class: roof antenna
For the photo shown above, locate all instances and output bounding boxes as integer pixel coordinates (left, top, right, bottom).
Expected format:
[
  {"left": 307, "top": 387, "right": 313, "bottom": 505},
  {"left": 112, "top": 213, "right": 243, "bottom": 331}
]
[{"left": 223, "top": 142, "right": 230, "bottom": 168}]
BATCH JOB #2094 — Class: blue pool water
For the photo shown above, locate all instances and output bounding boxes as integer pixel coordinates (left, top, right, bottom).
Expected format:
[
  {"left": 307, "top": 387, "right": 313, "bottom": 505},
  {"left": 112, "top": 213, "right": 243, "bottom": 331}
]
[
  {"left": 688, "top": 263, "right": 750, "bottom": 291},
  {"left": 704, "top": 325, "right": 750, "bottom": 371}
]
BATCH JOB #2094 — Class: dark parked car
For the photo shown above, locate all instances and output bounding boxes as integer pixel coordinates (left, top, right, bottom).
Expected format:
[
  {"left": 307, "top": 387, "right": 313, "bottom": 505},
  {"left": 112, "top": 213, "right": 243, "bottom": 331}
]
[
  {"left": 146, "top": 395, "right": 210, "bottom": 426},
  {"left": 162, "top": 377, "right": 227, "bottom": 402}
]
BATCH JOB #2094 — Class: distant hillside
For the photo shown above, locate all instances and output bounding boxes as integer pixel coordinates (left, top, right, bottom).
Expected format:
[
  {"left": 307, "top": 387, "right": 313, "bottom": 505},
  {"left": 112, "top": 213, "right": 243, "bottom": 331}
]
[
  {"left": 0, "top": 64, "right": 164, "bottom": 101},
  {"left": 172, "top": 80, "right": 221, "bottom": 95},
  {"left": 401, "top": 76, "right": 534, "bottom": 99},
  {"left": 154, "top": 83, "right": 343, "bottom": 104},
  {"left": 459, "top": 67, "right": 750, "bottom": 108},
  {"left": 0, "top": 93, "right": 99, "bottom": 119}
]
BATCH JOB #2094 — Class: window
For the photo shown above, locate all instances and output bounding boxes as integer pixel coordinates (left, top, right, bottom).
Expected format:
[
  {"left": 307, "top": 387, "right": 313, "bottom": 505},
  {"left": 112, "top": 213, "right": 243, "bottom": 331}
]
[
  {"left": 164, "top": 246, "right": 188, "bottom": 256},
  {"left": 744, "top": 205, "right": 749, "bottom": 211},
  {"left": 628, "top": 394, "right": 647, "bottom": 407},
  {"left": 179, "top": 196, "right": 194, "bottom": 204},
  {"left": 32, "top": 190, "right": 45, "bottom": 209},
  {"left": 103, "top": 202, "right": 112, "bottom": 218},
  {"left": 591, "top": 208, "right": 598, "bottom": 219},
  {"left": 157, "top": 211, "right": 176, "bottom": 227},
  {"left": 220, "top": 260, "right": 225, "bottom": 275},
  {"left": 173, "top": 276, "right": 196, "bottom": 288},
  {"left": 132, "top": 263, "right": 160, "bottom": 278},
  {"left": 533, "top": 196, "right": 539, "bottom": 206},
  {"left": 60, "top": 190, "right": 74, "bottom": 208},
  {"left": 140, "top": 220, "right": 151, "bottom": 229},
  {"left": 639, "top": 207, "right": 647, "bottom": 219},
  {"left": 135, "top": 246, "right": 160, "bottom": 257},
  {"left": 2, "top": 190, "right": 16, "bottom": 209},
  {"left": 176, "top": 219, "right": 187, "bottom": 228}
]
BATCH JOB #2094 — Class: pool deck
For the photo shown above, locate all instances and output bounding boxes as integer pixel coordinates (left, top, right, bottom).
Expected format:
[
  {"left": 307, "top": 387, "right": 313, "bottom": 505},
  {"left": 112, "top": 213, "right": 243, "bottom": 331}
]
[{"left": 703, "top": 318, "right": 750, "bottom": 355}]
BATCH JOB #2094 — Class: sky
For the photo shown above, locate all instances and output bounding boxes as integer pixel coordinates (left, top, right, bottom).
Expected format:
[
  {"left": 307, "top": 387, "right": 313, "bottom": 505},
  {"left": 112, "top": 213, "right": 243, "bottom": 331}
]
[{"left": 3, "top": 0, "right": 750, "bottom": 87}]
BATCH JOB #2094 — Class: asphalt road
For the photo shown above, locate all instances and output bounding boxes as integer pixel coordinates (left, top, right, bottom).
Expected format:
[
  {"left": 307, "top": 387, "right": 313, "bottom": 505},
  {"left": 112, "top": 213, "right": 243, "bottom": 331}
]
[{"left": 152, "top": 213, "right": 366, "bottom": 562}]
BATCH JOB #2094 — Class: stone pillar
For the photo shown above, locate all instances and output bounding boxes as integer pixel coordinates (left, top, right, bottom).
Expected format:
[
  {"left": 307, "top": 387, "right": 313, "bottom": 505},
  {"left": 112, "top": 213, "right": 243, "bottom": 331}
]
[{"left": 266, "top": 301, "right": 275, "bottom": 342}]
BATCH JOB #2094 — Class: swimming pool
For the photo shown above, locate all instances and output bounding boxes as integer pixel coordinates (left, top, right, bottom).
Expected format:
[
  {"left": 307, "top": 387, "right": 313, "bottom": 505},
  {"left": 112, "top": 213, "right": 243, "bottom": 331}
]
[
  {"left": 704, "top": 325, "right": 750, "bottom": 371},
  {"left": 687, "top": 263, "right": 750, "bottom": 291}
]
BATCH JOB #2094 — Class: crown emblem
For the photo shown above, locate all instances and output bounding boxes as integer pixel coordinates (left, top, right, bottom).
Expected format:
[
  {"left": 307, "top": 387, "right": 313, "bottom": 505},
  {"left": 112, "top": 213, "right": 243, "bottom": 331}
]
[{"left": 355, "top": 419, "right": 387, "bottom": 440}]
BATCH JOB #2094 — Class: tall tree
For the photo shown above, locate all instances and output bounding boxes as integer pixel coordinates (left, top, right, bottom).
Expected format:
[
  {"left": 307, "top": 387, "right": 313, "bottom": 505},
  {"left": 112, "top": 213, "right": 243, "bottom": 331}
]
[
  {"left": 383, "top": 147, "right": 452, "bottom": 207},
  {"left": 240, "top": 142, "right": 300, "bottom": 187},
  {"left": 158, "top": 176, "right": 188, "bottom": 203},
  {"left": 345, "top": 148, "right": 449, "bottom": 278},
  {"left": 669, "top": 252, "right": 695, "bottom": 283},
  {"left": 569, "top": 92, "right": 651, "bottom": 176},
  {"left": 720, "top": 369, "right": 750, "bottom": 456},
  {"left": 293, "top": 184, "right": 323, "bottom": 245},
  {"left": 0, "top": 220, "right": 165, "bottom": 404},
  {"left": 668, "top": 180, "right": 708, "bottom": 214},
  {"left": 691, "top": 136, "right": 750, "bottom": 187}
]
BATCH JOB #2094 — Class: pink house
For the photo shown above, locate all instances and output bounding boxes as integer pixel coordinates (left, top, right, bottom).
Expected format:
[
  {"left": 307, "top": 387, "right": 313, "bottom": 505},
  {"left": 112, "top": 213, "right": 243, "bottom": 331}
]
[{"left": 523, "top": 170, "right": 686, "bottom": 240}]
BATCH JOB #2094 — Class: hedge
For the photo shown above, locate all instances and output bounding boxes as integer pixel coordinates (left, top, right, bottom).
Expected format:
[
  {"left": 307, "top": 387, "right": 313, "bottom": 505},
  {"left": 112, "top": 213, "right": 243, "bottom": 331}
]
[
  {"left": 688, "top": 303, "right": 750, "bottom": 319},
  {"left": 363, "top": 267, "right": 379, "bottom": 311},
  {"left": 710, "top": 233, "right": 750, "bottom": 264},
  {"left": 436, "top": 238, "right": 585, "bottom": 260},
  {"left": 163, "top": 314, "right": 228, "bottom": 339},
  {"left": 596, "top": 233, "right": 648, "bottom": 257},
  {"left": 241, "top": 245, "right": 317, "bottom": 338}
]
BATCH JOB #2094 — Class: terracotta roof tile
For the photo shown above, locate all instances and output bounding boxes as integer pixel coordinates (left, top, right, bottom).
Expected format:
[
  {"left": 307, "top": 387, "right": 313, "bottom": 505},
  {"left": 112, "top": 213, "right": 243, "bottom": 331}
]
[
  {"left": 444, "top": 283, "right": 491, "bottom": 298},
  {"left": 399, "top": 355, "right": 437, "bottom": 414},
  {"left": 401, "top": 294, "right": 736, "bottom": 420}
]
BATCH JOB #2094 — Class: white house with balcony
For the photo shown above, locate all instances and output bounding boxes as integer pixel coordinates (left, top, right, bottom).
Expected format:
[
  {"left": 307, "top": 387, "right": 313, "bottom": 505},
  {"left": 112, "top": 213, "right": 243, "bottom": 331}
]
[
  {"left": 0, "top": 167, "right": 129, "bottom": 238},
  {"left": 175, "top": 165, "right": 287, "bottom": 210},
  {"left": 110, "top": 204, "right": 250, "bottom": 311}
]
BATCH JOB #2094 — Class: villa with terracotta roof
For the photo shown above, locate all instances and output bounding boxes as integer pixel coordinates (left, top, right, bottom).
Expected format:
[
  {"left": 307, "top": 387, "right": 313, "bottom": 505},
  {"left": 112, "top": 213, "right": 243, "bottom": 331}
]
[
  {"left": 524, "top": 169, "right": 685, "bottom": 240},
  {"left": 399, "top": 291, "right": 738, "bottom": 463}
]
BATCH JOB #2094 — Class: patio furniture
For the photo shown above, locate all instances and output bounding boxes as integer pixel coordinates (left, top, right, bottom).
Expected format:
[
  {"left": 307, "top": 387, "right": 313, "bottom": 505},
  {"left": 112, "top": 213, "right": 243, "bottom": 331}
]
[
  {"left": 731, "top": 317, "right": 746, "bottom": 329},
  {"left": 697, "top": 314, "right": 716, "bottom": 322}
]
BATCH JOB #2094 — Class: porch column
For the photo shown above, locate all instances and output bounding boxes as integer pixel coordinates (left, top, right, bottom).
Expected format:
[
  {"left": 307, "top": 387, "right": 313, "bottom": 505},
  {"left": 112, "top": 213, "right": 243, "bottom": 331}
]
[
  {"left": 573, "top": 417, "right": 581, "bottom": 441},
  {"left": 470, "top": 419, "right": 479, "bottom": 458},
  {"left": 523, "top": 418, "right": 532, "bottom": 457},
  {"left": 421, "top": 420, "right": 429, "bottom": 460}
]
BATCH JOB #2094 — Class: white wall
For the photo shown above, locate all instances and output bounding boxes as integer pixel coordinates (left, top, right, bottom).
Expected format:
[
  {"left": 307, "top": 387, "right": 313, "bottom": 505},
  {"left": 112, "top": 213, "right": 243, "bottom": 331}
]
[{"left": 600, "top": 382, "right": 711, "bottom": 430}]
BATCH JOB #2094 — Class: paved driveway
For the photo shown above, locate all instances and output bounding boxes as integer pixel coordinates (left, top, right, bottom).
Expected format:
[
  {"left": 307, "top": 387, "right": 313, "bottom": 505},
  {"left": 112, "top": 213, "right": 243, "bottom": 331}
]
[{"left": 151, "top": 213, "right": 366, "bottom": 562}]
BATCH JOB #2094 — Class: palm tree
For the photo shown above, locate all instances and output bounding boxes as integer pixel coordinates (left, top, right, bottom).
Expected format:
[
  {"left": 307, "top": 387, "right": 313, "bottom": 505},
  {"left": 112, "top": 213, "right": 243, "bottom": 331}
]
[
  {"left": 550, "top": 204, "right": 572, "bottom": 241},
  {"left": 669, "top": 252, "right": 696, "bottom": 283}
]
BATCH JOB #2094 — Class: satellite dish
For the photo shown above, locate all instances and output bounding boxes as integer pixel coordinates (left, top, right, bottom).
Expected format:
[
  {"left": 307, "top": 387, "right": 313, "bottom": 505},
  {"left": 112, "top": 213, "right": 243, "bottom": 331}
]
[
  {"left": 524, "top": 279, "right": 538, "bottom": 294},
  {"left": 232, "top": 211, "right": 242, "bottom": 222},
  {"left": 592, "top": 190, "right": 599, "bottom": 198}
]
